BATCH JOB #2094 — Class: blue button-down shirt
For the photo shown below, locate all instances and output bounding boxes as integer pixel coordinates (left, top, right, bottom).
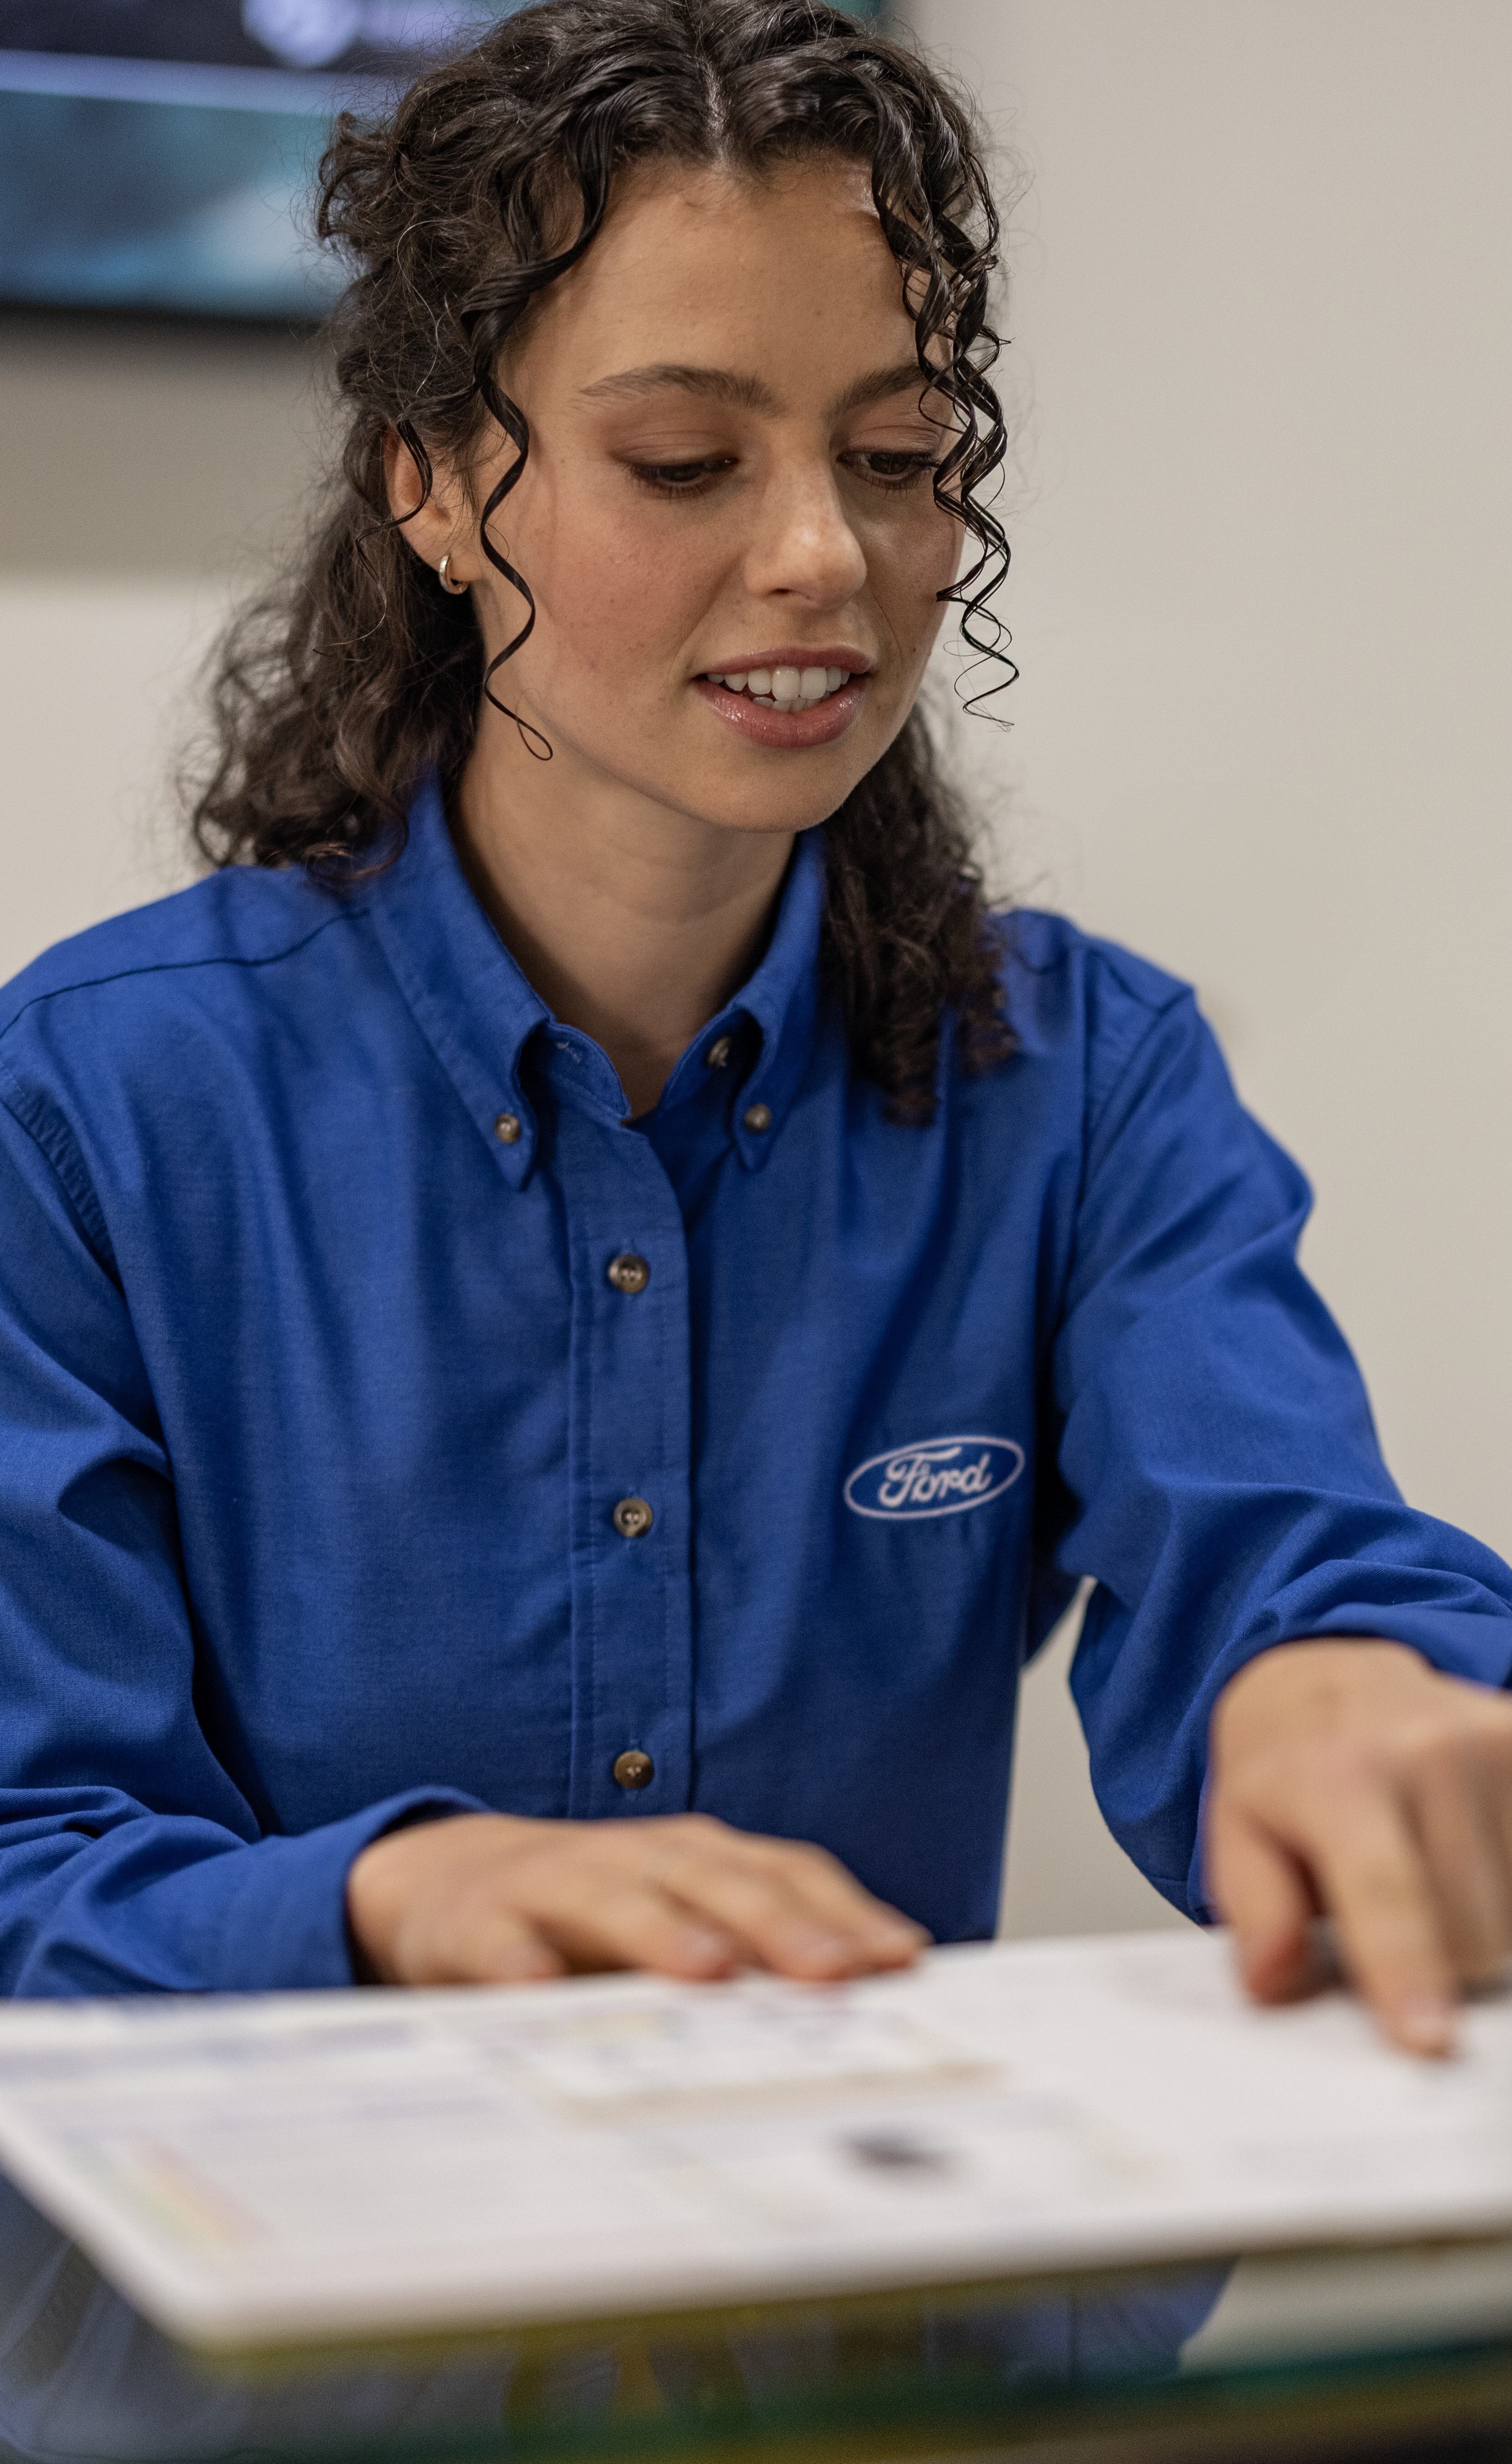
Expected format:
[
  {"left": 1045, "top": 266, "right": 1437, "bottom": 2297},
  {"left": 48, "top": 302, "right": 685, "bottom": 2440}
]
[{"left": 2, "top": 776, "right": 1510, "bottom": 1997}]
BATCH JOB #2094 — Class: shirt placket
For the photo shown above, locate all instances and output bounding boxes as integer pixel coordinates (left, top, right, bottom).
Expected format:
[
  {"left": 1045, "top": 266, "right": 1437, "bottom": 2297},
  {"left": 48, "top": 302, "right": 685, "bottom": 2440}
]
[{"left": 552, "top": 1095, "right": 694, "bottom": 1820}]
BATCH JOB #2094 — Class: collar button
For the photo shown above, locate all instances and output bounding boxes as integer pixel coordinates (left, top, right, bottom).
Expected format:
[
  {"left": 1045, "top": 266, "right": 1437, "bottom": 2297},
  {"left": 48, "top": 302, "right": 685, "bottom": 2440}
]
[
  {"left": 705, "top": 1034, "right": 734, "bottom": 1070},
  {"left": 743, "top": 1101, "right": 773, "bottom": 1135},
  {"left": 493, "top": 1110, "right": 522, "bottom": 1145}
]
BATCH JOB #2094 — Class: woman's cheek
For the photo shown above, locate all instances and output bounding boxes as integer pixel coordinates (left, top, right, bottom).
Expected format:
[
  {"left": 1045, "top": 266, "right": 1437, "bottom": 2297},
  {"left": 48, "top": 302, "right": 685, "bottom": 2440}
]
[
  {"left": 548, "top": 512, "right": 708, "bottom": 686},
  {"left": 912, "top": 497, "right": 968, "bottom": 603},
  {"left": 865, "top": 498, "right": 956, "bottom": 608}
]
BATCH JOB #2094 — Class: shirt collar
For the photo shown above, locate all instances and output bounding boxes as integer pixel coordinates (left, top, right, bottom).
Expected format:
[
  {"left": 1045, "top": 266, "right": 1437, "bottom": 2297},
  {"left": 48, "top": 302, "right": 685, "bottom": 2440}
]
[
  {"left": 366, "top": 774, "right": 825, "bottom": 1184},
  {"left": 654, "top": 824, "right": 824, "bottom": 1171},
  {"left": 366, "top": 773, "right": 549, "bottom": 1189}
]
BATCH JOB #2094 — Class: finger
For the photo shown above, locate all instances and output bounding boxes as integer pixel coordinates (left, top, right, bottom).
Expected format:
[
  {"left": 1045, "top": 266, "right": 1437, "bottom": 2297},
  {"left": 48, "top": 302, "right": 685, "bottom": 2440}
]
[
  {"left": 1300, "top": 1785, "right": 1458, "bottom": 2056},
  {"left": 1205, "top": 1804, "right": 1320, "bottom": 2003},
  {"left": 395, "top": 1901, "right": 566, "bottom": 1988},
  {"left": 646, "top": 1831, "right": 927, "bottom": 1977},
  {"left": 741, "top": 1838, "right": 931, "bottom": 1953},
  {"left": 1408, "top": 1750, "right": 1512, "bottom": 1985},
  {"left": 1470, "top": 1720, "right": 1512, "bottom": 1980},
  {"left": 505, "top": 1869, "right": 740, "bottom": 1981},
  {"left": 1492, "top": 1761, "right": 1512, "bottom": 1952},
  {"left": 655, "top": 1852, "right": 917, "bottom": 1980}
]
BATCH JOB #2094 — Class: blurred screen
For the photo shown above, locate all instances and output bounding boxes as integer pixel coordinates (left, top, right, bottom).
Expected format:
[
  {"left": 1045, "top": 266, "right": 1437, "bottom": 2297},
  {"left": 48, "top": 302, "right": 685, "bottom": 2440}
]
[
  {"left": 0, "top": 3, "right": 530, "bottom": 317},
  {"left": 0, "top": 2, "right": 885, "bottom": 322}
]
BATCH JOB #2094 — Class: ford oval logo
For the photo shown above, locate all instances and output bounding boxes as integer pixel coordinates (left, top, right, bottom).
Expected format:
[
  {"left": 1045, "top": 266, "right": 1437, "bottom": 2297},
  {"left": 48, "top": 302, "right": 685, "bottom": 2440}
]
[{"left": 843, "top": 1434, "right": 1026, "bottom": 1522}]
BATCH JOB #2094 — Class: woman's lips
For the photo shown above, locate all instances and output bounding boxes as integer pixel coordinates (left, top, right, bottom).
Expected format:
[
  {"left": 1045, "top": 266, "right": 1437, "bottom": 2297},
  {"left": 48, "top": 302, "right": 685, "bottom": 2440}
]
[{"left": 694, "top": 674, "right": 867, "bottom": 748}]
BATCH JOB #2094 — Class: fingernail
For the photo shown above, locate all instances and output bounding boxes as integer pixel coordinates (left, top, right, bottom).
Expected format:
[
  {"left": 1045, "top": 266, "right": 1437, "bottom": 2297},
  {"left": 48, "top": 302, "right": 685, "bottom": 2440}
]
[
  {"left": 789, "top": 1928, "right": 853, "bottom": 1968},
  {"left": 493, "top": 1947, "right": 557, "bottom": 1983},
  {"left": 680, "top": 1928, "right": 732, "bottom": 1970},
  {"left": 876, "top": 1917, "right": 929, "bottom": 1946},
  {"left": 1398, "top": 1995, "right": 1456, "bottom": 2055}
]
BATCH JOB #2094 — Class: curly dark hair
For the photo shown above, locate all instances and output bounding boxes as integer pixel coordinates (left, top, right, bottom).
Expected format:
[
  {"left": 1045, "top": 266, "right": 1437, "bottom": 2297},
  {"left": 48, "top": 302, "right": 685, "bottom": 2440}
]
[{"left": 190, "top": 0, "right": 1017, "bottom": 1120}]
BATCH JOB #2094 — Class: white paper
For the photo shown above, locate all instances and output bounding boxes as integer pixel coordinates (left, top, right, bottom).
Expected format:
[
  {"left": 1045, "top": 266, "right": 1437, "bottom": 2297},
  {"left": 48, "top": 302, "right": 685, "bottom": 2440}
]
[{"left": 0, "top": 1930, "right": 1507, "bottom": 2349}]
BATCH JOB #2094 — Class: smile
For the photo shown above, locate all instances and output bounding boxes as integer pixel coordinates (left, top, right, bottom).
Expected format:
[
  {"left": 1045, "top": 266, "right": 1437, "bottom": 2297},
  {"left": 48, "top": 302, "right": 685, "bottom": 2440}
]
[{"left": 704, "top": 664, "right": 851, "bottom": 712}]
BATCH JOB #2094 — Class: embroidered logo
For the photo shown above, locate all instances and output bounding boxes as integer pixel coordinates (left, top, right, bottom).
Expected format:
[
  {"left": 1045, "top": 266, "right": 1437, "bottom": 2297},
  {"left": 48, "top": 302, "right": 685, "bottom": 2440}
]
[{"left": 843, "top": 1435, "right": 1026, "bottom": 1522}]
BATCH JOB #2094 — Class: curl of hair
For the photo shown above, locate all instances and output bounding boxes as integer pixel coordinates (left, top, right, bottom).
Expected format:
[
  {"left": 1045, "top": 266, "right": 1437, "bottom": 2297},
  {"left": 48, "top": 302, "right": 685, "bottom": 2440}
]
[{"left": 190, "top": 0, "right": 1017, "bottom": 1120}]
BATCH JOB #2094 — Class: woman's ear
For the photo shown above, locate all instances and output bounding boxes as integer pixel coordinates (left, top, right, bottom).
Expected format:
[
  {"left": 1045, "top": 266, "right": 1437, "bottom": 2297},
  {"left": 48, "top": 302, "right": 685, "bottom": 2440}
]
[{"left": 384, "top": 428, "right": 470, "bottom": 578}]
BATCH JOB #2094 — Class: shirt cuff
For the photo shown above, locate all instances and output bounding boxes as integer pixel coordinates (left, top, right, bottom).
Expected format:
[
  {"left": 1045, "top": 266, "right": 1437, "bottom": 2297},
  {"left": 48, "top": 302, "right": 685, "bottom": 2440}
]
[
  {"left": 1182, "top": 1605, "right": 1512, "bottom": 1921},
  {"left": 1295, "top": 1602, "right": 1512, "bottom": 1690},
  {"left": 204, "top": 1789, "right": 490, "bottom": 1992}
]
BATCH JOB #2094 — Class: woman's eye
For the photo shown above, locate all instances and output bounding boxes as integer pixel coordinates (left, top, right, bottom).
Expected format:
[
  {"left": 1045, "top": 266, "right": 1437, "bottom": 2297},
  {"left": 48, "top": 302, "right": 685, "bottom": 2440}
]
[
  {"left": 626, "top": 458, "right": 735, "bottom": 498},
  {"left": 846, "top": 451, "right": 941, "bottom": 490}
]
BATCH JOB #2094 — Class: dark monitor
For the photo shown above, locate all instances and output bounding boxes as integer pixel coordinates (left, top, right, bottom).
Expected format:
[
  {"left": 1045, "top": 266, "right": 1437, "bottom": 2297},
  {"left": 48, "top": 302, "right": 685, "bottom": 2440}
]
[{"left": 0, "top": 3, "right": 881, "bottom": 324}]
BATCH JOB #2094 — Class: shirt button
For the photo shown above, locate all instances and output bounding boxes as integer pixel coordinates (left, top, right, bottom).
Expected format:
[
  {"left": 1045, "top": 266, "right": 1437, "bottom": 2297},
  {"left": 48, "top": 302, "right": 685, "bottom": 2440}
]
[
  {"left": 493, "top": 1111, "right": 522, "bottom": 1145},
  {"left": 706, "top": 1034, "right": 734, "bottom": 1070},
  {"left": 607, "top": 1252, "right": 650, "bottom": 1295},
  {"left": 612, "top": 1496, "right": 654, "bottom": 1539},
  {"left": 743, "top": 1101, "right": 773, "bottom": 1135},
  {"left": 612, "top": 1749, "right": 655, "bottom": 1791}
]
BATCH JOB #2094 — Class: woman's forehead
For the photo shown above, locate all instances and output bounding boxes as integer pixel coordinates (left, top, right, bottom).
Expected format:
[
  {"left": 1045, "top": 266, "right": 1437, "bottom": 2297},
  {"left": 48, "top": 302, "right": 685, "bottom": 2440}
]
[
  {"left": 510, "top": 158, "right": 914, "bottom": 400},
  {"left": 611, "top": 150, "right": 876, "bottom": 220}
]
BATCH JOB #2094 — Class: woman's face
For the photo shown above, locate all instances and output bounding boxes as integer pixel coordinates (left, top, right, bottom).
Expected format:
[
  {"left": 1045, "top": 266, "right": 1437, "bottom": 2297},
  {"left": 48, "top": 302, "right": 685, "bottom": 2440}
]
[{"left": 418, "top": 156, "right": 962, "bottom": 840}]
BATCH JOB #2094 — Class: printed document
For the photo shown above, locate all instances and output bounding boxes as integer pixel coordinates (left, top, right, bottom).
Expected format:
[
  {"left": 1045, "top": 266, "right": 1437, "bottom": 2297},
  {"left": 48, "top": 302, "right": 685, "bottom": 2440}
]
[{"left": 0, "top": 1930, "right": 1507, "bottom": 2348}]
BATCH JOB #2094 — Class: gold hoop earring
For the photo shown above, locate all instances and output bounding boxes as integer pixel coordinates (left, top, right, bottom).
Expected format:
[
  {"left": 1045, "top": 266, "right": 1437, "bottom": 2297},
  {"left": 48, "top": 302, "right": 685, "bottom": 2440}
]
[{"left": 438, "top": 554, "right": 468, "bottom": 597}]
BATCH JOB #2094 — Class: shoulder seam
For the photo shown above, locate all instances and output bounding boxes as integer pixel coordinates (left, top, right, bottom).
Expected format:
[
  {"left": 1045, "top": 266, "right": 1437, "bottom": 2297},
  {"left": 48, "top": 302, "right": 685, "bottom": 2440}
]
[
  {"left": 998, "top": 912, "right": 1193, "bottom": 1021},
  {"left": 0, "top": 1057, "right": 118, "bottom": 1277},
  {"left": 1085, "top": 983, "right": 1200, "bottom": 1151},
  {"left": 1083, "top": 938, "right": 1192, "bottom": 1021},
  {"left": 0, "top": 901, "right": 366, "bottom": 1054}
]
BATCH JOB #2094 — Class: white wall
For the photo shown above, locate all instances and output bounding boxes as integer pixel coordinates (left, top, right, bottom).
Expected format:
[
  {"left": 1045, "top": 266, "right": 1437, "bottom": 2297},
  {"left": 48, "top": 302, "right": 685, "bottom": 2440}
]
[
  {"left": 907, "top": 0, "right": 1512, "bottom": 1934},
  {"left": 0, "top": 319, "right": 324, "bottom": 979},
  {"left": 4, "top": 0, "right": 1510, "bottom": 1939}
]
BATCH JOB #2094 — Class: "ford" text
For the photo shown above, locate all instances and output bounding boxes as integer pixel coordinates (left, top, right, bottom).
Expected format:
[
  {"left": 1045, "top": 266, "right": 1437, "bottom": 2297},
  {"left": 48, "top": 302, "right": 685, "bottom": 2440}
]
[{"left": 843, "top": 1435, "right": 1026, "bottom": 1522}]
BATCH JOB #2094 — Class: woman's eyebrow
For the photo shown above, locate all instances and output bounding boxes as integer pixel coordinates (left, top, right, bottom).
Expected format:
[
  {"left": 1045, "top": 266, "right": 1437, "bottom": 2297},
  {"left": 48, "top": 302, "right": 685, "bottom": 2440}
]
[
  {"left": 575, "top": 361, "right": 930, "bottom": 413},
  {"left": 830, "top": 362, "right": 935, "bottom": 415},
  {"left": 576, "top": 364, "right": 778, "bottom": 408}
]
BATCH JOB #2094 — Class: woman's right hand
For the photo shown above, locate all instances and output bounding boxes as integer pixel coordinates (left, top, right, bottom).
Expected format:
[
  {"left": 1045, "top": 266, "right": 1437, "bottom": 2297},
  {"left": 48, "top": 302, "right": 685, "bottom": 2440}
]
[{"left": 346, "top": 1810, "right": 929, "bottom": 1987}]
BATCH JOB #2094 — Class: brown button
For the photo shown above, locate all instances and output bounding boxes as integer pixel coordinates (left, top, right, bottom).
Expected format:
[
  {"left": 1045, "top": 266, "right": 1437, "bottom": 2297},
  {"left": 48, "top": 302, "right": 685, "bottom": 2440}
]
[
  {"left": 493, "top": 1111, "right": 522, "bottom": 1145},
  {"left": 607, "top": 1252, "right": 650, "bottom": 1295},
  {"left": 706, "top": 1034, "right": 734, "bottom": 1070},
  {"left": 612, "top": 1496, "right": 654, "bottom": 1539},
  {"left": 743, "top": 1102, "right": 773, "bottom": 1135},
  {"left": 612, "top": 1749, "right": 655, "bottom": 1791}
]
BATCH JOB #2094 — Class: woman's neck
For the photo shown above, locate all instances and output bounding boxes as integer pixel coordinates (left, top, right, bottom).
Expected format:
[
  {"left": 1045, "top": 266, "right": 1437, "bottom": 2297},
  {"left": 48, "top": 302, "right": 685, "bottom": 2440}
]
[{"left": 452, "top": 732, "right": 796, "bottom": 1119}]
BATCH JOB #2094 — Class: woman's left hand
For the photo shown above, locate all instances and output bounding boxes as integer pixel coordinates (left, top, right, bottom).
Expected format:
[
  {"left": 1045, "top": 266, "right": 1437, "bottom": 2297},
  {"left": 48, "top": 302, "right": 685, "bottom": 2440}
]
[{"left": 1206, "top": 1638, "right": 1512, "bottom": 2055}]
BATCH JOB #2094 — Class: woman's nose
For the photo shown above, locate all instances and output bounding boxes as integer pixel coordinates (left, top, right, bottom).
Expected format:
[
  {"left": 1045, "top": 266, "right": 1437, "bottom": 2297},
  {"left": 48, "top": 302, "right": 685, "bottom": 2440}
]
[{"left": 743, "top": 463, "right": 868, "bottom": 607}]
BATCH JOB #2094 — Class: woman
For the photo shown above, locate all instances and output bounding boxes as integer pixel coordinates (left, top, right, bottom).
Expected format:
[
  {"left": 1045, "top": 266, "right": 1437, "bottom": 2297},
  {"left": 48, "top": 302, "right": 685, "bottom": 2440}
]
[{"left": 1, "top": 0, "right": 1510, "bottom": 2045}]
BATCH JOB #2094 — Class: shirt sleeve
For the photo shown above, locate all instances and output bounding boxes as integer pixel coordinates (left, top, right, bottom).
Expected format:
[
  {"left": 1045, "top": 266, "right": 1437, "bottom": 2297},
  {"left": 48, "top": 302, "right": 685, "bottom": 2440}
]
[
  {"left": 0, "top": 1086, "right": 485, "bottom": 1997},
  {"left": 1049, "top": 984, "right": 1512, "bottom": 1920}
]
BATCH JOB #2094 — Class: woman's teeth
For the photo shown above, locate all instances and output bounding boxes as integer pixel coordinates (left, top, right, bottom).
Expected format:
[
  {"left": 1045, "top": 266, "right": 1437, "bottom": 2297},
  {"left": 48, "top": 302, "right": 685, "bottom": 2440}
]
[{"left": 707, "top": 664, "right": 851, "bottom": 711}]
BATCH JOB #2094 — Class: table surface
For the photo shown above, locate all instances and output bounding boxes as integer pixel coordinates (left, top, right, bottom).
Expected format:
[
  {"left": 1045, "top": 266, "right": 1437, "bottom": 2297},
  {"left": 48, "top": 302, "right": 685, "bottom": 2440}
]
[{"left": 3, "top": 2165, "right": 1512, "bottom": 2464}]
